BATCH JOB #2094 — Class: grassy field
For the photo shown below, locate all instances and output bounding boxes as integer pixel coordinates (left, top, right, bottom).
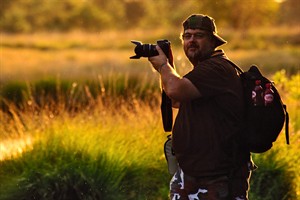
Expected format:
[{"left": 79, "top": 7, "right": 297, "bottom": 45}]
[
  {"left": 0, "top": 27, "right": 300, "bottom": 199},
  {"left": 0, "top": 95, "right": 170, "bottom": 199}
]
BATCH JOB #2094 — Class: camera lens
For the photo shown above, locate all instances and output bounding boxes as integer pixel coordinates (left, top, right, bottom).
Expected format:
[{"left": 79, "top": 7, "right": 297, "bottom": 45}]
[{"left": 130, "top": 41, "right": 158, "bottom": 59}]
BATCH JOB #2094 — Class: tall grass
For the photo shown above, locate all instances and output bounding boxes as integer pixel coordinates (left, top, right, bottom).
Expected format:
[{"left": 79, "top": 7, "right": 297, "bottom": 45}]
[{"left": 0, "top": 90, "right": 170, "bottom": 199}]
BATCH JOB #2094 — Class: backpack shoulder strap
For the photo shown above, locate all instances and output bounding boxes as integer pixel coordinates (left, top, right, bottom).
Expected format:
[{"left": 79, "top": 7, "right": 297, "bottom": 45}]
[{"left": 223, "top": 58, "right": 244, "bottom": 75}]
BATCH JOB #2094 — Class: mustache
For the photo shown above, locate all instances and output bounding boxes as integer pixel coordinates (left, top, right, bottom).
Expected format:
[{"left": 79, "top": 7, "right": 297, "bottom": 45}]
[{"left": 187, "top": 43, "right": 199, "bottom": 49}]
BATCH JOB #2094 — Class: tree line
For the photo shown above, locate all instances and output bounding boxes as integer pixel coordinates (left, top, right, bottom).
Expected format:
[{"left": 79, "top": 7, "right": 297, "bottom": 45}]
[{"left": 0, "top": 0, "right": 299, "bottom": 33}]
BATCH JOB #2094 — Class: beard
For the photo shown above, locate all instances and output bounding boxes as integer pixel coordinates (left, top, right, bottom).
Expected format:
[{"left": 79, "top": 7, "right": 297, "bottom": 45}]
[{"left": 184, "top": 42, "right": 213, "bottom": 65}]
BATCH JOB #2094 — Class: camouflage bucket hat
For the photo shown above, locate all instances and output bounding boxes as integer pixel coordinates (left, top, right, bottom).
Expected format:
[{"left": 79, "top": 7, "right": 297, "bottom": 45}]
[{"left": 183, "top": 14, "right": 227, "bottom": 47}]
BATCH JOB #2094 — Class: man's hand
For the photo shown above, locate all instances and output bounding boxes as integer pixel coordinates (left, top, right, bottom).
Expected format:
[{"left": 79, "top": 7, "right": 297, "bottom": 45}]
[{"left": 148, "top": 46, "right": 168, "bottom": 73}]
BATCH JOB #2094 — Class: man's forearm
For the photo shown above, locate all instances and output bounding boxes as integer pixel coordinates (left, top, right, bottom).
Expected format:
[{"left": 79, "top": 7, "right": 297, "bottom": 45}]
[
  {"left": 159, "top": 63, "right": 201, "bottom": 102},
  {"left": 159, "top": 63, "right": 182, "bottom": 100},
  {"left": 148, "top": 46, "right": 201, "bottom": 102}
]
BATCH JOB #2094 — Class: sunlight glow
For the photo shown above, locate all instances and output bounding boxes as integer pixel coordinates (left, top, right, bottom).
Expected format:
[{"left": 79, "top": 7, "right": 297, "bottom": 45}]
[
  {"left": 0, "top": 136, "right": 34, "bottom": 161},
  {"left": 274, "top": 0, "right": 286, "bottom": 3}
]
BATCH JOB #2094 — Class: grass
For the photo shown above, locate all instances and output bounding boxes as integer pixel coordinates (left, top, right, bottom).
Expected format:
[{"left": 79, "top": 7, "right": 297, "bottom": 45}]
[
  {"left": 0, "top": 96, "right": 170, "bottom": 199},
  {"left": 0, "top": 27, "right": 300, "bottom": 199}
]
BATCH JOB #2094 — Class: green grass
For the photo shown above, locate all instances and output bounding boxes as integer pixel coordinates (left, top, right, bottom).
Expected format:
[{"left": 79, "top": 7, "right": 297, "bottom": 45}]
[
  {"left": 250, "top": 151, "right": 297, "bottom": 200},
  {"left": 0, "top": 98, "right": 170, "bottom": 199}
]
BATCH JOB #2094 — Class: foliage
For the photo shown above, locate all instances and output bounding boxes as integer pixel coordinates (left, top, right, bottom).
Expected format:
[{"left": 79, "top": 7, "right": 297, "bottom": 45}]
[
  {"left": 0, "top": 94, "right": 169, "bottom": 199},
  {"left": 2, "top": 148, "right": 125, "bottom": 200},
  {"left": 0, "top": 76, "right": 160, "bottom": 114},
  {"left": 0, "top": 0, "right": 299, "bottom": 33},
  {"left": 250, "top": 151, "right": 297, "bottom": 200}
]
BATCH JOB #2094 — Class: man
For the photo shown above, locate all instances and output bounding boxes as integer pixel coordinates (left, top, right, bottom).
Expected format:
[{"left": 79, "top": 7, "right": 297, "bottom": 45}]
[{"left": 148, "top": 14, "right": 255, "bottom": 200}]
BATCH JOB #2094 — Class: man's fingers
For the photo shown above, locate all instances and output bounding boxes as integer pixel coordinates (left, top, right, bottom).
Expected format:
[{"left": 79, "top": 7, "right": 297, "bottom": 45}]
[{"left": 156, "top": 45, "right": 166, "bottom": 56}]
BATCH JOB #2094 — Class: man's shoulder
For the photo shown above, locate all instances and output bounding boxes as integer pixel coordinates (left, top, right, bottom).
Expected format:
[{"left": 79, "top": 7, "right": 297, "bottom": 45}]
[
  {"left": 199, "top": 50, "right": 229, "bottom": 65},
  {"left": 199, "top": 55, "right": 233, "bottom": 72}
]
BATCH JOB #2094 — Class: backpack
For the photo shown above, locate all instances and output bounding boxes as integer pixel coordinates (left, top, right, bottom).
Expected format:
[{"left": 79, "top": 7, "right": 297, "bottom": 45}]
[{"left": 227, "top": 60, "right": 289, "bottom": 153}]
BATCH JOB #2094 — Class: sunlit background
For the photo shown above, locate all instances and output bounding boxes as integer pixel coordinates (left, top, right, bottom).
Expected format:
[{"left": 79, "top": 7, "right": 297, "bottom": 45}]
[{"left": 1, "top": 0, "right": 299, "bottom": 199}]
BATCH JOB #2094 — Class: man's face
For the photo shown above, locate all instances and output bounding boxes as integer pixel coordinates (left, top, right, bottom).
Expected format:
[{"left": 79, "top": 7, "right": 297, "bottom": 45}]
[{"left": 182, "top": 29, "right": 215, "bottom": 65}]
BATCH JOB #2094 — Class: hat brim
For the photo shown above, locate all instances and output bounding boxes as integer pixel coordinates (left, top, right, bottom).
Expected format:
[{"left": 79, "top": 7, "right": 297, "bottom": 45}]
[{"left": 213, "top": 33, "right": 227, "bottom": 47}]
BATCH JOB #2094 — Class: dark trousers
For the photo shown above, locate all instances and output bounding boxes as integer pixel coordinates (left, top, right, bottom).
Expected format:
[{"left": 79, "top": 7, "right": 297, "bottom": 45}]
[{"left": 169, "top": 163, "right": 252, "bottom": 200}]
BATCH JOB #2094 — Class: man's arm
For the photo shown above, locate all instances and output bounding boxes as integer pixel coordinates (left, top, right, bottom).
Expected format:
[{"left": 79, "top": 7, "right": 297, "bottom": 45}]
[{"left": 148, "top": 46, "right": 201, "bottom": 102}]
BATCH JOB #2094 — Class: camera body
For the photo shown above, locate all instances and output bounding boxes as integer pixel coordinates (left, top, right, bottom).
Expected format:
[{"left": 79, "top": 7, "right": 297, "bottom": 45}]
[{"left": 130, "top": 39, "right": 170, "bottom": 59}]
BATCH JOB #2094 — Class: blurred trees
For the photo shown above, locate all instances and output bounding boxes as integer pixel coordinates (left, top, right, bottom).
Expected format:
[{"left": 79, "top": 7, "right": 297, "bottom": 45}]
[
  {"left": 0, "top": 0, "right": 298, "bottom": 33},
  {"left": 278, "top": 0, "right": 300, "bottom": 24}
]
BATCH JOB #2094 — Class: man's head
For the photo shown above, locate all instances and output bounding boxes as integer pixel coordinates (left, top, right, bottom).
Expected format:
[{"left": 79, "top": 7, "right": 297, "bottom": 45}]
[{"left": 181, "top": 14, "right": 226, "bottom": 65}]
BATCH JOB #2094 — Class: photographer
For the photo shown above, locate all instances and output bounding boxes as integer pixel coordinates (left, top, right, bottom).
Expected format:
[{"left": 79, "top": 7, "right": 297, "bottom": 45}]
[{"left": 148, "top": 14, "right": 255, "bottom": 200}]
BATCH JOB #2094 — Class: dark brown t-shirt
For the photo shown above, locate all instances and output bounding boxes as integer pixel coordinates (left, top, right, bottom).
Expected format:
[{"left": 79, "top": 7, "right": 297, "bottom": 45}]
[{"left": 172, "top": 50, "right": 245, "bottom": 177}]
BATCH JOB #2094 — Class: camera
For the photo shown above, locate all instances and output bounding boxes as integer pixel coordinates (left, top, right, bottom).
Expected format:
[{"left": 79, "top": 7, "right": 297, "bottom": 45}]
[
  {"left": 130, "top": 39, "right": 173, "bottom": 132},
  {"left": 130, "top": 39, "right": 170, "bottom": 59}
]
